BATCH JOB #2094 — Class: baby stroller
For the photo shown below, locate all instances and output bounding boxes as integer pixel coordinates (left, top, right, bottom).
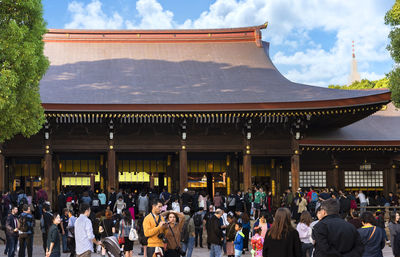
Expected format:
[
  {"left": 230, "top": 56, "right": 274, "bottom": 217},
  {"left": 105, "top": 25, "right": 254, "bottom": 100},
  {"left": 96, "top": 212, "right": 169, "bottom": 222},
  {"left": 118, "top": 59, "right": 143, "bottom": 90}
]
[{"left": 102, "top": 236, "right": 123, "bottom": 257}]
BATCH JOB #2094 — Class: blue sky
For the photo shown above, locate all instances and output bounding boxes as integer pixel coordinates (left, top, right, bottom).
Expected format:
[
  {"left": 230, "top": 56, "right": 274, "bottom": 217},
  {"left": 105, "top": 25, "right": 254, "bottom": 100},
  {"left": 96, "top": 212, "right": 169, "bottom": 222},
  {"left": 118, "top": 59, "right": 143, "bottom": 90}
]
[{"left": 42, "top": 0, "right": 395, "bottom": 87}]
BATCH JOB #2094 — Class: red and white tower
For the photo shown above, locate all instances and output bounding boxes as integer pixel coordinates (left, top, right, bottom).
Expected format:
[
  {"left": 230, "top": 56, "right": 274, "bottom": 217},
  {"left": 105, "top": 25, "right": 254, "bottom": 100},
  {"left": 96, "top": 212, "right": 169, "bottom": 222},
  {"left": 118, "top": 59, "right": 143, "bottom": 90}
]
[{"left": 348, "top": 41, "right": 361, "bottom": 85}]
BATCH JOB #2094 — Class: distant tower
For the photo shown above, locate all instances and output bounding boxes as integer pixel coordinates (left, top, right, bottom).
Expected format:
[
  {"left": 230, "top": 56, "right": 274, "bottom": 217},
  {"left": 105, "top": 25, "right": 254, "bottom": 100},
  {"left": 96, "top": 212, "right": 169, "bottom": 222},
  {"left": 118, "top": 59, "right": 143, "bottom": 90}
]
[{"left": 348, "top": 41, "right": 361, "bottom": 85}]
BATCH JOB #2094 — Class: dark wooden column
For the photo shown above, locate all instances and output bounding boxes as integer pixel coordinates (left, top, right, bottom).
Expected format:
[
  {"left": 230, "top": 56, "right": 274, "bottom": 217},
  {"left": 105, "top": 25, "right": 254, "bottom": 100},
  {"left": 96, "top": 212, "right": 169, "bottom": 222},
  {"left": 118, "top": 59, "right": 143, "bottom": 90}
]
[
  {"left": 389, "top": 164, "right": 397, "bottom": 193},
  {"left": 44, "top": 141, "right": 53, "bottom": 204},
  {"left": 166, "top": 155, "right": 173, "bottom": 193},
  {"left": 107, "top": 141, "right": 117, "bottom": 192},
  {"left": 232, "top": 154, "right": 239, "bottom": 192},
  {"left": 243, "top": 153, "right": 252, "bottom": 191},
  {"left": 271, "top": 159, "right": 281, "bottom": 208},
  {"left": 338, "top": 167, "right": 345, "bottom": 190},
  {"left": 291, "top": 154, "right": 300, "bottom": 192},
  {"left": 179, "top": 142, "right": 188, "bottom": 193},
  {"left": 90, "top": 174, "right": 95, "bottom": 192},
  {"left": 0, "top": 145, "right": 5, "bottom": 192},
  {"left": 226, "top": 154, "right": 237, "bottom": 194},
  {"left": 291, "top": 139, "right": 300, "bottom": 192}
]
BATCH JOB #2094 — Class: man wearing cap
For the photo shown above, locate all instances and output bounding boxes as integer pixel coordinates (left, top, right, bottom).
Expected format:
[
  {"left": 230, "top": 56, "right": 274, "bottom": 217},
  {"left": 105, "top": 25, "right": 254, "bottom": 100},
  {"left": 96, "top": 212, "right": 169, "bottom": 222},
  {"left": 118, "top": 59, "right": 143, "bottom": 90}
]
[{"left": 181, "top": 207, "right": 195, "bottom": 257}]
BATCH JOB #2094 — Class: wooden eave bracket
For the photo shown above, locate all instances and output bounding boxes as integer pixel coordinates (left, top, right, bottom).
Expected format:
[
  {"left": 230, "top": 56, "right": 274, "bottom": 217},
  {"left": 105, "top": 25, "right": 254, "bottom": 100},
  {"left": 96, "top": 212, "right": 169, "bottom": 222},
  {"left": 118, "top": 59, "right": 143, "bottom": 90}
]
[{"left": 255, "top": 21, "right": 268, "bottom": 48}]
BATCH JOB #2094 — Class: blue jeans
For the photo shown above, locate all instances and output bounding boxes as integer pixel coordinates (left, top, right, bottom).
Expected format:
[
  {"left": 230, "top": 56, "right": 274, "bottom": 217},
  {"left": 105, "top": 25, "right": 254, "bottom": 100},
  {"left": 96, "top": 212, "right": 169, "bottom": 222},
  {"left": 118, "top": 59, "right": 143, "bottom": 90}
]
[
  {"left": 210, "top": 244, "right": 222, "bottom": 257},
  {"left": 234, "top": 249, "right": 242, "bottom": 257},
  {"left": 7, "top": 236, "right": 18, "bottom": 257},
  {"left": 62, "top": 234, "right": 69, "bottom": 252},
  {"left": 182, "top": 237, "right": 195, "bottom": 257},
  {"left": 49, "top": 252, "right": 60, "bottom": 257},
  {"left": 360, "top": 202, "right": 367, "bottom": 214}
]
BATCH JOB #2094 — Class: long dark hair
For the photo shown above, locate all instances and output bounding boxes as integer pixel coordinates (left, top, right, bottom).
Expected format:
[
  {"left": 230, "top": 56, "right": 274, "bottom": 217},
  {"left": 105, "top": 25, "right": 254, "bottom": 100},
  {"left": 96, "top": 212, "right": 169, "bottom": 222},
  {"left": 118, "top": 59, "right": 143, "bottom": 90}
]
[
  {"left": 390, "top": 212, "right": 398, "bottom": 224},
  {"left": 299, "top": 211, "right": 312, "bottom": 226},
  {"left": 123, "top": 209, "right": 132, "bottom": 225},
  {"left": 267, "top": 208, "right": 293, "bottom": 240}
]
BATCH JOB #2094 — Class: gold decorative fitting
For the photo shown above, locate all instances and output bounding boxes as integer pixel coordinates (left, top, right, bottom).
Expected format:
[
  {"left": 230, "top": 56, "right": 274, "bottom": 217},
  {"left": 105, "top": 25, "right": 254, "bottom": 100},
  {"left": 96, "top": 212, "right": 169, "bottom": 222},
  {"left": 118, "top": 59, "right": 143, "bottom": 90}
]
[
  {"left": 45, "top": 145, "right": 49, "bottom": 149},
  {"left": 0, "top": 150, "right": 2, "bottom": 154},
  {"left": 45, "top": 150, "right": 50, "bottom": 154},
  {"left": 335, "top": 165, "right": 339, "bottom": 169},
  {"left": 182, "top": 145, "right": 186, "bottom": 150},
  {"left": 393, "top": 165, "right": 397, "bottom": 169},
  {"left": 246, "top": 145, "right": 250, "bottom": 150},
  {"left": 246, "top": 150, "right": 251, "bottom": 155},
  {"left": 294, "top": 150, "right": 299, "bottom": 154},
  {"left": 109, "top": 145, "right": 114, "bottom": 150}
]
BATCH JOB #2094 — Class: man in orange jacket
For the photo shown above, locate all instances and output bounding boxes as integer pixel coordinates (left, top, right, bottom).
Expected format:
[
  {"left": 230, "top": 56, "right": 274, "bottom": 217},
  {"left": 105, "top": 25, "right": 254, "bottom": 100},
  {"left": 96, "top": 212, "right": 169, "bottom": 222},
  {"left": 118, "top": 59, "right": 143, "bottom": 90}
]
[{"left": 143, "top": 199, "right": 168, "bottom": 257}]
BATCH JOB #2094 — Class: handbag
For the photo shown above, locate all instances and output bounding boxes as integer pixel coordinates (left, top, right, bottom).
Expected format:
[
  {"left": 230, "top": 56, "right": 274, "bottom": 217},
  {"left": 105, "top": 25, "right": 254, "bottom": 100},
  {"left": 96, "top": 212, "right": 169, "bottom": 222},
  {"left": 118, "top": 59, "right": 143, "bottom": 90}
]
[
  {"left": 118, "top": 220, "right": 125, "bottom": 245},
  {"left": 129, "top": 219, "right": 138, "bottom": 241}
]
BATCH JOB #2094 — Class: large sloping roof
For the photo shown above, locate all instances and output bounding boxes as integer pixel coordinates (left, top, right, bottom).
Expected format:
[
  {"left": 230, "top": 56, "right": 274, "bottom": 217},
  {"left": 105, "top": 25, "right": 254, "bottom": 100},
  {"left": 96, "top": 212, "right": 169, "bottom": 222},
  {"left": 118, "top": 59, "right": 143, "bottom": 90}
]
[
  {"left": 40, "top": 25, "right": 390, "bottom": 111},
  {"left": 300, "top": 103, "right": 400, "bottom": 146}
]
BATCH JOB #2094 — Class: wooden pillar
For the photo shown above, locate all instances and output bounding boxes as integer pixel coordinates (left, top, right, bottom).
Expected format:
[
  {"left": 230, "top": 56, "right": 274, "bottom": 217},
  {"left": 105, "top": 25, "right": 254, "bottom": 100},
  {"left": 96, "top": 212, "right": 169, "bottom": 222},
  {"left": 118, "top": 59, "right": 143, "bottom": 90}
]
[
  {"left": 166, "top": 155, "right": 173, "bottom": 193},
  {"left": 390, "top": 164, "right": 397, "bottom": 193},
  {"left": 271, "top": 160, "right": 281, "bottom": 208},
  {"left": 243, "top": 153, "right": 252, "bottom": 192},
  {"left": 291, "top": 138, "right": 300, "bottom": 192},
  {"left": 0, "top": 146, "right": 5, "bottom": 192},
  {"left": 179, "top": 142, "right": 188, "bottom": 193},
  {"left": 226, "top": 154, "right": 237, "bottom": 193},
  {"left": 338, "top": 168, "right": 345, "bottom": 191},
  {"left": 150, "top": 173, "right": 155, "bottom": 189},
  {"left": 44, "top": 141, "right": 53, "bottom": 204},
  {"left": 291, "top": 154, "right": 300, "bottom": 192},
  {"left": 90, "top": 174, "right": 95, "bottom": 192},
  {"left": 107, "top": 141, "right": 117, "bottom": 192}
]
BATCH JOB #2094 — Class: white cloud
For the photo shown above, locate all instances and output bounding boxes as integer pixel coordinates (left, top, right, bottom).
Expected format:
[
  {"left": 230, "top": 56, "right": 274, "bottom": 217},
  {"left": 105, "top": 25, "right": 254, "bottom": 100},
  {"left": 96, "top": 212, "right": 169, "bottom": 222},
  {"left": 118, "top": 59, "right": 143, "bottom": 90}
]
[
  {"left": 65, "top": 0, "right": 123, "bottom": 29},
  {"left": 125, "top": 0, "right": 174, "bottom": 29},
  {"left": 63, "top": 0, "right": 394, "bottom": 86}
]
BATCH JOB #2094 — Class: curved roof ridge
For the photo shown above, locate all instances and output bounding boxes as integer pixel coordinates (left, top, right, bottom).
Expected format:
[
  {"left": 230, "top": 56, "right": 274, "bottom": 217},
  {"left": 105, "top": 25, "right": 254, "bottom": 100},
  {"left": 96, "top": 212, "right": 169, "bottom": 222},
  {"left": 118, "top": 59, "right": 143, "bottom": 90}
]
[{"left": 46, "top": 22, "right": 268, "bottom": 34}]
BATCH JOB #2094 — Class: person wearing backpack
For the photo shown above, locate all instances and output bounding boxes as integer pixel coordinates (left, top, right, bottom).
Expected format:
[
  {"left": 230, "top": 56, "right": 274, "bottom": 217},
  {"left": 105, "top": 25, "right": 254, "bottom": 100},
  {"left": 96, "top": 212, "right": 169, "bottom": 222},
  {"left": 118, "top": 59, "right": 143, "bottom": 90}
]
[
  {"left": 18, "top": 204, "right": 35, "bottom": 257},
  {"left": 181, "top": 207, "right": 195, "bottom": 257},
  {"left": 41, "top": 204, "right": 53, "bottom": 254},
  {"left": 193, "top": 208, "right": 204, "bottom": 248}
]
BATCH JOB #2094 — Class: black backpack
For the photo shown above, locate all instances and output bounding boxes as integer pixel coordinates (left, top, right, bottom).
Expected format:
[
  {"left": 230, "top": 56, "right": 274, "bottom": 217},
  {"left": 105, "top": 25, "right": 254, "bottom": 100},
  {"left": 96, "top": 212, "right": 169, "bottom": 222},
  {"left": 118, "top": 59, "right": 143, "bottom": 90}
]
[
  {"left": 181, "top": 217, "right": 190, "bottom": 243},
  {"left": 18, "top": 214, "right": 30, "bottom": 234},
  {"left": 19, "top": 197, "right": 28, "bottom": 207},
  {"left": 193, "top": 213, "right": 202, "bottom": 227}
]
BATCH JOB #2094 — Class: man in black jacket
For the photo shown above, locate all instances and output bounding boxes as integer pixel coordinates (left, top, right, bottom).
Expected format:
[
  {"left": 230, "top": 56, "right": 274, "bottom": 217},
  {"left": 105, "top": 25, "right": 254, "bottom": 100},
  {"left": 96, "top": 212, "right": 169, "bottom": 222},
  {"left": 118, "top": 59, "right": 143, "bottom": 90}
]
[
  {"left": 206, "top": 209, "right": 223, "bottom": 257},
  {"left": 312, "top": 198, "right": 364, "bottom": 257},
  {"left": 5, "top": 206, "right": 19, "bottom": 257}
]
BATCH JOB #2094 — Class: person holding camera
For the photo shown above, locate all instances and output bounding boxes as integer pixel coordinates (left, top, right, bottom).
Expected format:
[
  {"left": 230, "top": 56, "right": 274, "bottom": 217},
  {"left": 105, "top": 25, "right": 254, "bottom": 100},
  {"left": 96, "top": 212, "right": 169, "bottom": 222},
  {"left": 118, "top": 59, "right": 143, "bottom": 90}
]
[
  {"left": 162, "top": 211, "right": 186, "bottom": 257},
  {"left": 143, "top": 199, "right": 168, "bottom": 257}
]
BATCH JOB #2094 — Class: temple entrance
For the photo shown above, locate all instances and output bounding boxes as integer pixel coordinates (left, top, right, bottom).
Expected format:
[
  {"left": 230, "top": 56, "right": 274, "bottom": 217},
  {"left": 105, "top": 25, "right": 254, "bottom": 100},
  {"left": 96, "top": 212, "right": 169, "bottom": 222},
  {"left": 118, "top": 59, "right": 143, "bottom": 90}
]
[
  {"left": 7, "top": 157, "right": 43, "bottom": 196},
  {"left": 58, "top": 153, "right": 104, "bottom": 193},
  {"left": 251, "top": 157, "right": 273, "bottom": 190},
  {"left": 187, "top": 153, "right": 229, "bottom": 196},
  {"left": 117, "top": 153, "right": 170, "bottom": 193}
]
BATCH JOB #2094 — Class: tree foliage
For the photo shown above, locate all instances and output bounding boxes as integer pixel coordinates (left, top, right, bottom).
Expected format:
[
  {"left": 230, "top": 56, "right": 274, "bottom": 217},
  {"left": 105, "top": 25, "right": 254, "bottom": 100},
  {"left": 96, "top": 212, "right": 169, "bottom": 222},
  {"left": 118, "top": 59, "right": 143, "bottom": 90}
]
[
  {"left": 386, "top": 0, "right": 400, "bottom": 107},
  {"left": 328, "top": 78, "right": 389, "bottom": 90},
  {"left": 0, "top": 0, "right": 49, "bottom": 142}
]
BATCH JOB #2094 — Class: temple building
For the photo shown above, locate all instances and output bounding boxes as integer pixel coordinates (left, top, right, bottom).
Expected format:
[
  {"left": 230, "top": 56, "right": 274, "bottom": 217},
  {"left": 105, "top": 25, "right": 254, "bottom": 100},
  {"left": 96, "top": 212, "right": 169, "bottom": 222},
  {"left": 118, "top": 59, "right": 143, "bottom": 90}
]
[{"left": 0, "top": 24, "right": 397, "bottom": 204}]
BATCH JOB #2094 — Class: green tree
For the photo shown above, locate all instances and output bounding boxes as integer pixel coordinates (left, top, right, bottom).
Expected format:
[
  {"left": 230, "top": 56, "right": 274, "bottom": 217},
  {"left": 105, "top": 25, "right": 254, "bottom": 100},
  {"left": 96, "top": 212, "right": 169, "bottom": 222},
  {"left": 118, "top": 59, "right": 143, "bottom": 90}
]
[
  {"left": 0, "top": 0, "right": 49, "bottom": 142},
  {"left": 386, "top": 0, "right": 400, "bottom": 107},
  {"left": 328, "top": 78, "right": 389, "bottom": 90}
]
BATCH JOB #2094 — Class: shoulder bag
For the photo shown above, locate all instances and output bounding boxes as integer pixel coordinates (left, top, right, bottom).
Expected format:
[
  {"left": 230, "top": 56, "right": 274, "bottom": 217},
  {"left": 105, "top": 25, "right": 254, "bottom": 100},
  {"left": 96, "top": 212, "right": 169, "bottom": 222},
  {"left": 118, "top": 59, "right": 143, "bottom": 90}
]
[{"left": 129, "top": 219, "right": 138, "bottom": 241}]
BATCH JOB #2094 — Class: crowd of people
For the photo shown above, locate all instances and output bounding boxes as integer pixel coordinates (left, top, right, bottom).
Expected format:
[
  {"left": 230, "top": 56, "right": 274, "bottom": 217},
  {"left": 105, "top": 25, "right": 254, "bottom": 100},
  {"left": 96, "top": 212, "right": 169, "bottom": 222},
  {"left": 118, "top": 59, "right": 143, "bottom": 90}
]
[{"left": 0, "top": 186, "right": 400, "bottom": 257}]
